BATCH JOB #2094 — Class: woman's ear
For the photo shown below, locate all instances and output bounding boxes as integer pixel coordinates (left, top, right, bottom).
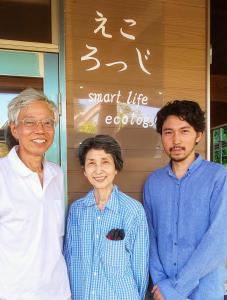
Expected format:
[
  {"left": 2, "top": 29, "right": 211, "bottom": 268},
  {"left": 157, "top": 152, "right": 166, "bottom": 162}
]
[{"left": 83, "top": 166, "right": 87, "bottom": 178}]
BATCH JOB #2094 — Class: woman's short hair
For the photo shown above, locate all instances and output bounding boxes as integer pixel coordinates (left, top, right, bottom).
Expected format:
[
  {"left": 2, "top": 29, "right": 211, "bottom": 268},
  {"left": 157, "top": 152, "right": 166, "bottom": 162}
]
[
  {"left": 78, "top": 135, "right": 123, "bottom": 171},
  {"left": 8, "top": 88, "right": 58, "bottom": 125}
]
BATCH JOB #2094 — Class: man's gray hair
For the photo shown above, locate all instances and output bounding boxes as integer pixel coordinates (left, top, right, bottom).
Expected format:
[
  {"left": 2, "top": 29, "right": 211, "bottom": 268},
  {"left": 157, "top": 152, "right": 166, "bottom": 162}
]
[{"left": 8, "top": 88, "right": 59, "bottom": 125}]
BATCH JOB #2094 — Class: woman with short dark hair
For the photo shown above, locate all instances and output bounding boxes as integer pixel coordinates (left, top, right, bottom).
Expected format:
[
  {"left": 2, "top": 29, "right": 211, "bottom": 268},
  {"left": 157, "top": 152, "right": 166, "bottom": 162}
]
[{"left": 64, "top": 134, "right": 149, "bottom": 300}]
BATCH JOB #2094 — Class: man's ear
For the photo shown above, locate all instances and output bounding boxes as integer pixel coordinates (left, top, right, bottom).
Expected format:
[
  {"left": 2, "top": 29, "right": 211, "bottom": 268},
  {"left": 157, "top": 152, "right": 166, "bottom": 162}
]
[
  {"left": 195, "top": 131, "right": 203, "bottom": 145},
  {"left": 10, "top": 122, "right": 19, "bottom": 140}
]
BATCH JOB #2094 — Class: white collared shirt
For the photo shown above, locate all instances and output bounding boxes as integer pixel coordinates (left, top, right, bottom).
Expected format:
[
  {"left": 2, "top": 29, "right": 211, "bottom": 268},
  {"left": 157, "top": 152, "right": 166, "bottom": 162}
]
[{"left": 0, "top": 147, "right": 71, "bottom": 300}]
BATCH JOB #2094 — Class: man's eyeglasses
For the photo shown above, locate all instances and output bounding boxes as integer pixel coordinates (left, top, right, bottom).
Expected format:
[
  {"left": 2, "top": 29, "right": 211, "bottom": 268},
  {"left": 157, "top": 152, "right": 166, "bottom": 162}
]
[{"left": 18, "top": 118, "right": 55, "bottom": 130}]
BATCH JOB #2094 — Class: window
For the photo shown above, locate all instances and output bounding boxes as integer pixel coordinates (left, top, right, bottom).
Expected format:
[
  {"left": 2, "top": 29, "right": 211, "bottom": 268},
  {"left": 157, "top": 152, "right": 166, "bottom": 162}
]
[
  {"left": 0, "top": 75, "right": 43, "bottom": 157},
  {"left": 0, "top": 0, "right": 59, "bottom": 52}
]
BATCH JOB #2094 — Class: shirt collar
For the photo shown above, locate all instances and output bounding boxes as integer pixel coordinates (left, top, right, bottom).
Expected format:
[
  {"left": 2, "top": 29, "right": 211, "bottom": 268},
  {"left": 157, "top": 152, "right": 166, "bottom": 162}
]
[
  {"left": 105, "top": 185, "right": 119, "bottom": 212},
  {"left": 167, "top": 153, "right": 203, "bottom": 177},
  {"left": 83, "top": 185, "right": 119, "bottom": 212},
  {"left": 8, "top": 146, "right": 57, "bottom": 181},
  {"left": 8, "top": 146, "right": 35, "bottom": 176}
]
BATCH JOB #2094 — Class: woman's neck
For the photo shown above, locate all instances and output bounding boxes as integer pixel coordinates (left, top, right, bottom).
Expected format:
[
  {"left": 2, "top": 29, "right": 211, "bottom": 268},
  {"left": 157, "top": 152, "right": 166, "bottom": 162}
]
[{"left": 95, "top": 185, "right": 114, "bottom": 210}]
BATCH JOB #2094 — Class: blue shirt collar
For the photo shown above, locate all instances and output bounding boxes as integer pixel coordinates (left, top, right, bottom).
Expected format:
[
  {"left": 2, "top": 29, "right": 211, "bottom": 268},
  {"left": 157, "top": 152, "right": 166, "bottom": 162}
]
[
  {"left": 167, "top": 153, "right": 203, "bottom": 177},
  {"left": 83, "top": 185, "right": 119, "bottom": 212}
]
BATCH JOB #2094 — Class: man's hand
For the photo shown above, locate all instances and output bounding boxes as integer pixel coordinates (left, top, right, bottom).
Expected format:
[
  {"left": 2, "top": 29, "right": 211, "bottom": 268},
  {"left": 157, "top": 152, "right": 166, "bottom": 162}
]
[{"left": 152, "top": 285, "right": 164, "bottom": 300}]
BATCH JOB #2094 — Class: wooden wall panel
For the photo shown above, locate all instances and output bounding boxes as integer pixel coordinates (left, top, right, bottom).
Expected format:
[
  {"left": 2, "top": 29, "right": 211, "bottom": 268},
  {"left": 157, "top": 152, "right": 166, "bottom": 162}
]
[{"left": 64, "top": 0, "right": 207, "bottom": 204}]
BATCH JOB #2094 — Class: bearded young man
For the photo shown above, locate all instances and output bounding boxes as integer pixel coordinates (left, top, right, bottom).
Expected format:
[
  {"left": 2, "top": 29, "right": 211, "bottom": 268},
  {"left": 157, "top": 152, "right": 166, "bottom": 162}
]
[{"left": 144, "top": 100, "right": 227, "bottom": 300}]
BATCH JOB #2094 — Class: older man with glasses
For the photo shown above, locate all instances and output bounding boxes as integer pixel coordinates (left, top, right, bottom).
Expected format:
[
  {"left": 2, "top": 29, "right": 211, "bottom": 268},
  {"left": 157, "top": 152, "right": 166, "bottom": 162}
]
[{"left": 0, "top": 88, "right": 71, "bottom": 300}]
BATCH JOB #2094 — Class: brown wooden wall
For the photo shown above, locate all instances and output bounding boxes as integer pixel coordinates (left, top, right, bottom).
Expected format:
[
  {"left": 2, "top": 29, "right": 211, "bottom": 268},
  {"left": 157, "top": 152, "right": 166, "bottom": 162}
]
[{"left": 64, "top": 0, "right": 207, "bottom": 204}]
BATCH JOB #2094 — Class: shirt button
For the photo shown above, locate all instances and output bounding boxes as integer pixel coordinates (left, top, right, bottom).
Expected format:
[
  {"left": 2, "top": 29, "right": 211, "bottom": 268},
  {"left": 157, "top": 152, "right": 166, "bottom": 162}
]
[
  {"left": 174, "top": 242, "right": 177, "bottom": 246},
  {"left": 97, "top": 216, "right": 101, "bottom": 220},
  {"left": 96, "top": 234, "right": 99, "bottom": 238},
  {"left": 92, "top": 291, "right": 95, "bottom": 295},
  {"left": 174, "top": 263, "right": 177, "bottom": 266},
  {"left": 93, "top": 272, "right": 97, "bottom": 276}
]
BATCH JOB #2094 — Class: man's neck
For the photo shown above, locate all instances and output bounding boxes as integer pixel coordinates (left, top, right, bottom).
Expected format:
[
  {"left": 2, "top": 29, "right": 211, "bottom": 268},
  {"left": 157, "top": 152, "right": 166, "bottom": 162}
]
[
  {"left": 17, "top": 148, "right": 44, "bottom": 185},
  {"left": 172, "top": 153, "right": 197, "bottom": 179}
]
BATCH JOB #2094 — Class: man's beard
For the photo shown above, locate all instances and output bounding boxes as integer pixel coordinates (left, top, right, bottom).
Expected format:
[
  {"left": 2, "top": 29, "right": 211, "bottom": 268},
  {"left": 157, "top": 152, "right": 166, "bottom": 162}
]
[
  {"left": 169, "top": 145, "right": 196, "bottom": 162},
  {"left": 169, "top": 146, "right": 186, "bottom": 162}
]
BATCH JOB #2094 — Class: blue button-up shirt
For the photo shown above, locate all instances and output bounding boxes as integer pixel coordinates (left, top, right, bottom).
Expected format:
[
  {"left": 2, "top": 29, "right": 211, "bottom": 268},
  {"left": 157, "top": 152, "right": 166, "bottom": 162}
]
[
  {"left": 144, "top": 155, "right": 227, "bottom": 300},
  {"left": 64, "top": 185, "right": 149, "bottom": 300}
]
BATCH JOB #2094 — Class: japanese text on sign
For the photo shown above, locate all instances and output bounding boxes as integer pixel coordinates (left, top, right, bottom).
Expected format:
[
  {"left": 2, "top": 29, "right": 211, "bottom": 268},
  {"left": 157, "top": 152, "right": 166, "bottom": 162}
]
[{"left": 81, "top": 11, "right": 151, "bottom": 75}]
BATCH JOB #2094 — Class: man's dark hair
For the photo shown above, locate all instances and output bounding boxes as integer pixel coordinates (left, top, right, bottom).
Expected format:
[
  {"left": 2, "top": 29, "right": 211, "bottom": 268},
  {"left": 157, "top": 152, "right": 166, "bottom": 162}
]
[
  {"left": 78, "top": 135, "right": 123, "bottom": 171},
  {"left": 156, "top": 100, "right": 205, "bottom": 134}
]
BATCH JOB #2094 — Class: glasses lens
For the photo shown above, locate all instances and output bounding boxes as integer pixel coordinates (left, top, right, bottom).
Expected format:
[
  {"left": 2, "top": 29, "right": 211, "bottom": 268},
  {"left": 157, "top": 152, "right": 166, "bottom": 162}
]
[
  {"left": 43, "top": 119, "right": 55, "bottom": 128},
  {"left": 23, "top": 119, "right": 36, "bottom": 128}
]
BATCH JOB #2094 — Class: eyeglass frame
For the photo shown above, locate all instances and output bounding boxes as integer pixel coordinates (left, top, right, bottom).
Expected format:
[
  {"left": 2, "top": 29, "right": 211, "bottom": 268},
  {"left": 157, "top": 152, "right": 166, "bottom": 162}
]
[{"left": 17, "top": 117, "right": 56, "bottom": 130}]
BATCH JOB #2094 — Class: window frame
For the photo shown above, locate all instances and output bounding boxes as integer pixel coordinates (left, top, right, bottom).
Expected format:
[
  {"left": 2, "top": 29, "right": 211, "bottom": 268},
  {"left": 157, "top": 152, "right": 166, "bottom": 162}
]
[{"left": 0, "top": 0, "right": 59, "bottom": 53}]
